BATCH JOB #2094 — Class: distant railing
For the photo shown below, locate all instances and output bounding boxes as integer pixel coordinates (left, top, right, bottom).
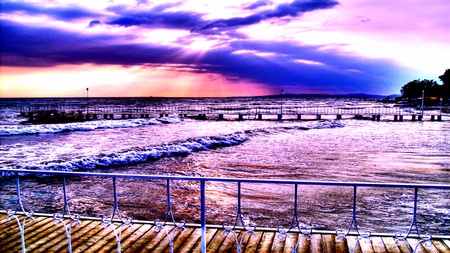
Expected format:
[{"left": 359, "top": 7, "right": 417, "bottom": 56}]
[
  {"left": 1, "top": 169, "right": 449, "bottom": 253},
  {"left": 20, "top": 104, "right": 448, "bottom": 117}
]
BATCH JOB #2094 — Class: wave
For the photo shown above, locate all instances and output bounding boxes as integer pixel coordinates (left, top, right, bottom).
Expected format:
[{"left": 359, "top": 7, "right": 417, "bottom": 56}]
[
  {"left": 0, "top": 120, "right": 344, "bottom": 177},
  {"left": 2, "top": 132, "right": 248, "bottom": 176},
  {"left": 0, "top": 117, "right": 182, "bottom": 136},
  {"left": 251, "top": 120, "right": 345, "bottom": 134}
]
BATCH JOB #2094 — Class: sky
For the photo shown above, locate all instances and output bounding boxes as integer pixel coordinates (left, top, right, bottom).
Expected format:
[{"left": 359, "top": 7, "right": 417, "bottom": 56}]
[{"left": 1, "top": 0, "right": 449, "bottom": 97}]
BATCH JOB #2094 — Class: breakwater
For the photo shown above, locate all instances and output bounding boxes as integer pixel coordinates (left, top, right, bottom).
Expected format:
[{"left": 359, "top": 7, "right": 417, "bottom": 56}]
[{"left": 19, "top": 104, "right": 449, "bottom": 123}]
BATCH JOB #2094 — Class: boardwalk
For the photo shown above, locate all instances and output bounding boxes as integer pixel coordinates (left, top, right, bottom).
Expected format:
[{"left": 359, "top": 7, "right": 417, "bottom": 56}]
[
  {"left": 19, "top": 103, "right": 450, "bottom": 123},
  {"left": 1, "top": 213, "right": 449, "bottom": 253}
]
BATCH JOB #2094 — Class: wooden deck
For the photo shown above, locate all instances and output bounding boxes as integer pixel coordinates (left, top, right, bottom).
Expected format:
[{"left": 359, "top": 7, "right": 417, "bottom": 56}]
[{"left": 1, "top": 214, "right": 449, "bottom": 253}]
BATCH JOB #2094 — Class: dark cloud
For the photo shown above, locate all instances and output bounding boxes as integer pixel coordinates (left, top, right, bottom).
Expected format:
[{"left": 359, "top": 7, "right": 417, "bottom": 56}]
[
  {"left": 136, "top": 0, "right": 151, "bottom": 6},
  {"left": 1, "top": 0, "right": 101, "bottom": 21},
  {"left": 193, "top": 0, "right": 339, "bottom": 32},
  {"left": 103, "top": 0, "right": 338, "bottom": 33},
  {"left": 107, "top": 11, "right": 203, "bottom": 29},
  {"left": 88, "top": 20, "right": 102, "bottom": 28},
  {"left": 0, "top": 20, "right": 181, "bottom": 67},
  {"left": 244, "top": 0, "right": 273, "bottom": 10},
  {"left": 1, "top": 19, "right": 408, "bottom": 94},
  {"left": 104, "top": 2, "right": 202, "bottom": 29}
]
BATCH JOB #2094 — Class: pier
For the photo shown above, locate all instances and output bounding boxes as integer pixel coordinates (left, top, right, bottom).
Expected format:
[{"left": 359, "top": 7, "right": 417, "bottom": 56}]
[
  {"left": 1, "top": 169, "right": 449, "bottom": 253},
  {"left": 2, "top": 212, "right": 449, "bottom": 253},
  {"left": 19, "top": 104, "right": 450, "bottom": 123}
]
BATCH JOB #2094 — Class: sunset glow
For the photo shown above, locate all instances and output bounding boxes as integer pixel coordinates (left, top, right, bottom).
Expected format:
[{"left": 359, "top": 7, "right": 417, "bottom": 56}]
[{"left": 1, "top": 0, "right": 449, "bottom": 97}]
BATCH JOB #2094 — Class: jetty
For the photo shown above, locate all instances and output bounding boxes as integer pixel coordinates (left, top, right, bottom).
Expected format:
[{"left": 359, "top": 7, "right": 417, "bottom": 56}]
[
  {"left": 2, "top": 212, "right": 449, "bottom": 253},
  {"left": 1, "top": 169, "right": 449, "bottom": 253},
  {"left": 19, "top": 104, "right": 450, "bottom": 123}
]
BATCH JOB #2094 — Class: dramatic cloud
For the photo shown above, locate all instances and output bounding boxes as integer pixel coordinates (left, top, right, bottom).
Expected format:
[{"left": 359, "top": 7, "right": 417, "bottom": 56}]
[
  {"left": 88, "top": 20, "right": 102, "bottom": 28},
  {"left": 245, "top": 0, "right": 273, "bottom": 10},
  {"left": 1, "top": 1, "right": 100, "bottom": 21},
  {"left": 107, "top": 11, "right": 203, "bottom": 29},
  {"left": 193, "top": 0, "right": 339, "bottom": 32},
  {"left": 1, "top": 19, "right": 408, "bottom": 94},
  {"left": 1, "top": 0, "right": 448, "bottom": 97}
]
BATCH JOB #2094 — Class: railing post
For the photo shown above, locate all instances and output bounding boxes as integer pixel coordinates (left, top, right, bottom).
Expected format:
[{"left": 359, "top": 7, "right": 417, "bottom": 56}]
[
  {"left": 6, "top": 173, "right": 35, "bottom": 253},
  {"left": 200, "top": 179, "right": 206, "bottom": 253}
]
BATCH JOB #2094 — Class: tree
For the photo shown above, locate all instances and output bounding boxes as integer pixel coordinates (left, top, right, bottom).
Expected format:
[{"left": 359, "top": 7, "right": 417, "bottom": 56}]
[
  {"left": 400, "top": 79, "right": 439, "bottom": 99},
  {"left": 438, "top": 69, "right": 450, "bottom": 98},
  {"left": 439, "top": 69, "right": 450, "bottom": 86}
]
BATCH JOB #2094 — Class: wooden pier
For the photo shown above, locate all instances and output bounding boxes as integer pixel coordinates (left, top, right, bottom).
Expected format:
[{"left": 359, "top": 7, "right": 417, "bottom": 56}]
[
  {"left": 1, "top": 213, "right": 449, "bottom": 253},
  {"left": 19, "top": 104, "right": 450, "bottom": 123}
]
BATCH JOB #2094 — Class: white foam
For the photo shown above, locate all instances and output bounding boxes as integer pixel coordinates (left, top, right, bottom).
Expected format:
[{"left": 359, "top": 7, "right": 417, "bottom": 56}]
[
  {"left": 0, "top": 117, "right": 182, "bottom": 136},
  {"left": 7, "top": 132, "right": 248, "bottom": 173}
]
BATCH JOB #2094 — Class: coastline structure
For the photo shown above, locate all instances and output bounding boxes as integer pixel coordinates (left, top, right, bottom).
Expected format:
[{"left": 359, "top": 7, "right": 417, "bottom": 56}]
[{"left": 19, "top": 104, "right": 450, "bottom": 123}]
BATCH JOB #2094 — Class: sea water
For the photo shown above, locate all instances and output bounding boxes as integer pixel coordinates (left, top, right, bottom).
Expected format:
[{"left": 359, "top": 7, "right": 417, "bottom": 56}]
[{"left": 0, "top": 97, "right": 449, "bottom": 234}]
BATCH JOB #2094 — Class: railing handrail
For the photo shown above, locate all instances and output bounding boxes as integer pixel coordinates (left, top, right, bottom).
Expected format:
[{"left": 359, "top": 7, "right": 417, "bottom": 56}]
[
  {"left": 1, "top": 168, "right": 449, "bottom": 253},
  {"left": 1, "top": 168, "right": 449, "bottom": 189}
]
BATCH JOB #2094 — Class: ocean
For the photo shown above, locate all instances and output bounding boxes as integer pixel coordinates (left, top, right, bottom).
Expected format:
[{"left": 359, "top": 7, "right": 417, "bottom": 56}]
[{"left": 0, "top": 97, "right": 449, "bottom": 235}]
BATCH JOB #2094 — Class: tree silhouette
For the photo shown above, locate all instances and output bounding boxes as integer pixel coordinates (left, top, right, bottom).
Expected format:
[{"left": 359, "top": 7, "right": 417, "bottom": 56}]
[
  {"left": 400, "top": 79, "right": 439, "bottom": 99},
  {"left": 439, "top": 69, "right": 450, "bottom": 86},
  {"left": 438, "top": 69, "right": 450, "bottom": 98}
]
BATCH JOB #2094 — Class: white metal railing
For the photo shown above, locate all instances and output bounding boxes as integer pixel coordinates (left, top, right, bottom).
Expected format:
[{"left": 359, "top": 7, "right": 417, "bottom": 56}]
[{"left": 0, "top": 169, "right": 449, "bottom": 253}]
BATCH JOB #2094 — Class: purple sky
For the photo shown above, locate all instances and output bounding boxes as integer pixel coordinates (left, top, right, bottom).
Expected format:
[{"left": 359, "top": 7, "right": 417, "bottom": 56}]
[{"left": 1, "top": 0, "right": 449, "bottom": 97}]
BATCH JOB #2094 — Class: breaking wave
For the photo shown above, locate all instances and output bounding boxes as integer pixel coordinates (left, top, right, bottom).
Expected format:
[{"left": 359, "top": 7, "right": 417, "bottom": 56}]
[
  {"left": 2, "top": 132, "right": 248, "bottom": 176},
  {"left": 1, "top": 120, "right": 344, "bottom": 177},
  {"left": 0, "top": 117, "right": 182, "bottom": 136}
]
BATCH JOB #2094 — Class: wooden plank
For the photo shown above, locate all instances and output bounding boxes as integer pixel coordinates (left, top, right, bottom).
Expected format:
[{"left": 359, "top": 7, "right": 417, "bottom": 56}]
[
  {"left": 1, "top": 217, "right": 56, "bottom": 251},
  {"left": 2, "top": 215, "right": 450, "bottom": 253},
  {"left": 188, "top": 228, "right": 219, "bottom": 253},
  {"left": 335, "top": 236, "right": 349, "bottom": 253},
  {"left": 380, "top": 237, "right": 402, "bottom": 253},
  {"left": 310, "top": 234, "right": 323, "bottom": 253},
  {"left": 255, "top": 231, "right": 276, "bottom": 253},
  {"left": 167, "top": 227, "right": 196, "bottom": 253},
  {"left": 236, "top": 230, "right": 259, "bottom": 253},
  {"left": 218, "top": 230, "right": 242, "bottom": 253},
  {"left": 296, "top": 234, "right": 312, "bottom": 253},
  {"left": 0, "top": 216, "right": 21, "bottom": 233},
  {"left": 175, "top": 228, "right": 202, "bottom": 253},
  {"left": 137, "top": 225, "right": 176, "bottom": 253},
  {"left": 358, "top": 236, "right": 375, "bottom": 253},
  {"left": 115, "top": 224, "right": 153, "bottom": 253},
  {"left": 282, "top": 233, "right": 299, "bottom": 253},
  {"left": 207, "top": 229, "right": 232, "bottom": 253},
  {"left": 322, "top": 234, "right": 336, "bottom": 253},
  {"left": 69, "top": 220, "right": 112, "bottom": 252},
  {"left": 33, "top": 220, "right": 99, "bottom": 253},
  {"left": 122, "top": 224, "right": 159, "bottom": 253},
  {"left": 22, "top": 221, "right": 70, "bottom": 252},
  {"left": 44, "top": 220, "right": 96, "bottom": 253},
  {"left": 150, "top": 227, "right": 186, "bottom": 253},
  {"left": 406, "top": 238, "right": 442, "bottom": 253},
  {"left": 0, "top": 218, "right": 34, "bottom": 248},
  {"left": 443, "top": 240, "right": 450, "bottom": 250},
  {"left": 346, "top": 236, "right": 359, "bottom": 253},
  {"left": 100, "top": 223, "right": 143, "bottom": 253},
  {"left": 270, "top": 231, "right": 286, "bottom": 253},
  {"left": 413, "top": 239, "right": 441, "bottom": 253},
  {"left": 407, "top": 238, "right": 426, "bottom": 253},
  {"left": 150, "top": 226, "right": 193, "bottom": 253},
  {"left": 74, "top": 222, "right": 122, "bottom": 252},
  {"left": 371, "top": 236, "right": 388, "bottom": 253},
  {"left": 0, "top": 216, "right": 46, "bottom": 237},
  {"left": 239, "top": 230, "right": 263, "bottom": 253},
  {"left": 431, "top": 240, "right": 450, "bottom": 253}
]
